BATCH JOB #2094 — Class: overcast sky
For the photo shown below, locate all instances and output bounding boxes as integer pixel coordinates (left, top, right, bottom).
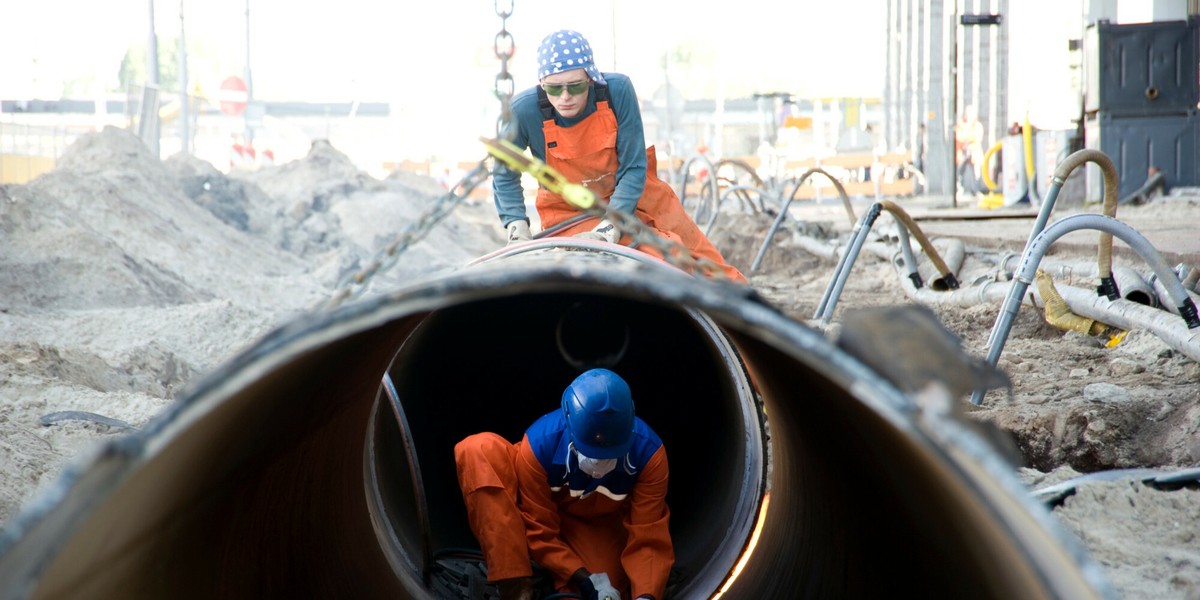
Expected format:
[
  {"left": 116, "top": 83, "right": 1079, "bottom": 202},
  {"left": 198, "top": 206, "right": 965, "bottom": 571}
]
[
  {"left": 1, "top": 0, "right": 889, "bottom": 103},
  {"left": 3, "top": 0, "right": 1172, "bottom": 108},
  {"left": 1, "top": 1, "right": 1172, "bottom": 164}
]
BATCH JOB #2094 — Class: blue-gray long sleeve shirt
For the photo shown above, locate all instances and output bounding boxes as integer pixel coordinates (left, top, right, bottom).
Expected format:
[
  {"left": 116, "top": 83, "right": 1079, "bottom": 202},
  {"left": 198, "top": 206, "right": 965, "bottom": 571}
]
[{"left": 492, "top": 72, "right": 647, "bottom": 228}]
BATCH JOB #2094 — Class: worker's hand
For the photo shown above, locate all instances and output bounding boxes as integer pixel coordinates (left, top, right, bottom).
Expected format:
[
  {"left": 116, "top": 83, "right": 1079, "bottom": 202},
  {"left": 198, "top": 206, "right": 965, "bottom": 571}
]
[
  {"left": 506, "top": 220, "right": 532, "bottom": 245},
  {"left": 572, "top": 219, "right": 619, "bottom": 244},
  {"left": 576, "top": 571, "right": 622, "bottom": 600}
]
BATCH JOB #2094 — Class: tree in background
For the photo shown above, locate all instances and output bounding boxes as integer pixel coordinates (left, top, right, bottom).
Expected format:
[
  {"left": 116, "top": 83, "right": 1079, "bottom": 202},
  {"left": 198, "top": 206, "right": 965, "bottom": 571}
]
[{"left": 118, "top": 38, "right": 181, "bottom": 94}]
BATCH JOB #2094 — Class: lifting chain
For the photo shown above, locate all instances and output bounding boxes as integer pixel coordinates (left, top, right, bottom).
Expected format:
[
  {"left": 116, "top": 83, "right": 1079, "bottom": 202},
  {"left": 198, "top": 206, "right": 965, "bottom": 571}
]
[
  {"left": 493, "top": 0, "right": 516, "bottom": 139},
  {"left": 316, "top": 3, "right": 518, "bottom": 311},
  {"left": 314, "top": 162, "right": 493, "bottom": 311}
]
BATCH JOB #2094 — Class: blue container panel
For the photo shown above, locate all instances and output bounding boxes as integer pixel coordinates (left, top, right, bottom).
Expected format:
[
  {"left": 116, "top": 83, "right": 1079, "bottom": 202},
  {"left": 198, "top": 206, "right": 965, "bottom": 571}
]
[
  {"left": 1085, "top": 112, "right": 1199, "bottom": 201},
  {"left": 1084, "top": 18, "right": 1200, "bottom": 116}
]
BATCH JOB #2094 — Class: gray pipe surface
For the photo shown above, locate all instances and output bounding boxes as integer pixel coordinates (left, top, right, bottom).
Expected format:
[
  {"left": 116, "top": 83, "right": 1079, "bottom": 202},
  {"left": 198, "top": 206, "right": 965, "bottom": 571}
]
[
  {"left": 890, "top": 258, "right": 1200, "bottom": 364},
  {"left": 750, "top": 168, "right": 854, "bottom": 273},
  {"left": 916, "top": 237, "right": 966, "bottom": 292},
  {"left": 0, "top": 245, "right": 1116, "bottom": 600},
  {"left": 1017, "top": 262, "right": 1159, "bottom": 308},
  {"left": 815, "top": 203, "right": 882, "bottom": 322},
  {"left": 975, "top": 214, "right": 1200, "bottom": 404}
]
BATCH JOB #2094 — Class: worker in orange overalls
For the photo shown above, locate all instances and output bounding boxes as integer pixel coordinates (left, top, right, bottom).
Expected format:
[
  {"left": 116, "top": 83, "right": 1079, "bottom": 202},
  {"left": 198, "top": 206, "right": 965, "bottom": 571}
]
[
  {"left": 492, "top": 29, "right": 746, "bottom": 283},
  {"left": 454, "top": 368, "right": 673, "bottom": 600}
]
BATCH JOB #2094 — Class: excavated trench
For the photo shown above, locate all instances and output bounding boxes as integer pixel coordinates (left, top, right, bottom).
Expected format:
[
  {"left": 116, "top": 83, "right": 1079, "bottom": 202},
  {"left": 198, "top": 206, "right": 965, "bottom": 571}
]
[{"left": 0, "top": 246, "right": 1111, "bottom": 599}]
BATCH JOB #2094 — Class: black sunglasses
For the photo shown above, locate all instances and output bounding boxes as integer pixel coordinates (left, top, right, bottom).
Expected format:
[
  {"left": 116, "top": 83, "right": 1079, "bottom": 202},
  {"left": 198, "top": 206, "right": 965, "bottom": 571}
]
[{"left": 542, "top": 80, "right": 590, "bottom": 97}]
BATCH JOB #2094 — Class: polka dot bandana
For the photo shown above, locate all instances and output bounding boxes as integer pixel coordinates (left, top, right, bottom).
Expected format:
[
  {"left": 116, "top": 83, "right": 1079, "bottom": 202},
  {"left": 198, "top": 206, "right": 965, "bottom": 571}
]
[{"left": 537, "top": 30, "right": 606, "bottom": 85}]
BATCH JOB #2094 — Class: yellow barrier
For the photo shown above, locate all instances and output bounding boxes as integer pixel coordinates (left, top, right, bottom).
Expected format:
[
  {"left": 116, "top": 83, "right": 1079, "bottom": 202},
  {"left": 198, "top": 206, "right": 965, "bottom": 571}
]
[
  {"left": 978, "top": 142, "right": 1005, "bottom": 209},
  {"left": 0, "top": 154, "right": 56, "bottom": 184}
]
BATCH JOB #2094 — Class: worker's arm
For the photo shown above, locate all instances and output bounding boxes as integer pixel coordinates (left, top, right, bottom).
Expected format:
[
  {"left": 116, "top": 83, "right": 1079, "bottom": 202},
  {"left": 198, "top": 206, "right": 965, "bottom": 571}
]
[
  {"left": 607, "top": 74, "right": 648, "bottom": 215},
  {"left": 515, "top": 437, "right": 587, "bottom": 582},
  {"left": 493, "top": 91, "right": 539, "bottom": 228},
  {"left": 621, "top": 445, "right": 674, "bottom": 600}
]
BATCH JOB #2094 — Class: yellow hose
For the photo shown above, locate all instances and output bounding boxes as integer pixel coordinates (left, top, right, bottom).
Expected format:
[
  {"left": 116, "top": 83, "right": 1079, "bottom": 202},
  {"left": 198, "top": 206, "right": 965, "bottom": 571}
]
[
  {"left": 981, "top": 142, "right": 1003, "bottom": 193},
  {"left": 880, "top": 201, "right": 957, "bottom": 286},
  {"left": 1023, "top": 114, "right": 1036, "bottom": 187},
  {"left": 1050, "top": 149, "right": 1120, "bottom": 287},
  {"left": 1034, "top": 270, "right": 1112, "bottom": 336}
]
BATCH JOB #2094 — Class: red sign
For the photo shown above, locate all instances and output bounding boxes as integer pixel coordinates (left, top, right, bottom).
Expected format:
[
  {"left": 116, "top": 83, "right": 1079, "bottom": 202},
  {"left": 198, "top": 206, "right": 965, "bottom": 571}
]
[{"left": 218, "top": 76, "right": 248, "bottom": 116}]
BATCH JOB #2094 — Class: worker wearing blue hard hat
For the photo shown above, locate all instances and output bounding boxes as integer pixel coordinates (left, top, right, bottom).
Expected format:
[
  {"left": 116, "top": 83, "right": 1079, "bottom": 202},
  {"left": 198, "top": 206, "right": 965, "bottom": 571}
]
[{"left": 454, "top": 368, "right": 673, "bottom": 600}]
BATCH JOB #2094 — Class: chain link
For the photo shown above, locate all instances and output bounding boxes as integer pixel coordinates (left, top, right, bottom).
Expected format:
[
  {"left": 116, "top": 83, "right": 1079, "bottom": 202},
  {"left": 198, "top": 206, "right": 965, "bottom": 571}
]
[
  {"left": 314, "top": 161, "right": 492, "bottom": 312},
  {"left": 315, "top": 5, "right": 520, "bottom": 312},
  {"left": 605, "top": 208, "right": 730, "bottom": 281},
  {"left": 493, "top": 0, "right": 516, "bottom": 139}
]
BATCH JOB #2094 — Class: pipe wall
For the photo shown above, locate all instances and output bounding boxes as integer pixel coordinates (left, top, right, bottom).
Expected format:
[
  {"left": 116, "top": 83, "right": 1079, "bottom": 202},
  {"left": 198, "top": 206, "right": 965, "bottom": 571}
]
[{"left": 0, "top": 248, "right": 1114, "bottom": 599}]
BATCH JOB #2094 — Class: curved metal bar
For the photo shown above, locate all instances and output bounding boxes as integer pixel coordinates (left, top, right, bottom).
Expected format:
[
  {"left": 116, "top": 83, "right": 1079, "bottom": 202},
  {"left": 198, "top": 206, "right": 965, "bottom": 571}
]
[
  {"left": 893, "top": 221, "right": 923, "bottom": 289},
  {"left": 815, "top": 203, "right": 884, "bottom": 323},
  {"left": 718, "top": 184, "right": 770, "bottom": 214},
  {"left": 715, "top": 183, "right": 765, "bottom": 214},
  {"left": 880, "top": 201, "right": 959, "bottom": 290},
  {"left": 972, "top": 214, "right": 1200, "bottom": 404},
  {"left": 715, "top": 157, "right": 765, "bottom": 189},
  {"left": 675, "top": 154, "right": 721, "bottom": 225},
  {"left": 379, "top": 373, "right": 434, "bottom": 580},
  {"left": 749, "top": 167, "right": 854, "bottom": 273},
  {"left": 797, "top": 167, "right": 856, "bottom": 227},
  {"left": 1023, "top": 149, "right": 1121, "bottom": 300}
]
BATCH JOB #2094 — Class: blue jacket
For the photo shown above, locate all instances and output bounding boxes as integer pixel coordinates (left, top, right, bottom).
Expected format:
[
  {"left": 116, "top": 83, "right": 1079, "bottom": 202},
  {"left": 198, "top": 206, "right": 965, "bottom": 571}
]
[{"left": 524, "top": 409, "right": 663, "bottom": 501}]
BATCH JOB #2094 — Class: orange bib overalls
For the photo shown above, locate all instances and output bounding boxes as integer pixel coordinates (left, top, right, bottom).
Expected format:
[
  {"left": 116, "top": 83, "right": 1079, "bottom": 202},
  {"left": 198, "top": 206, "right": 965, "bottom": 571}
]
[{"left": 534, "top": 91, "right": 747, "bottom": 283}]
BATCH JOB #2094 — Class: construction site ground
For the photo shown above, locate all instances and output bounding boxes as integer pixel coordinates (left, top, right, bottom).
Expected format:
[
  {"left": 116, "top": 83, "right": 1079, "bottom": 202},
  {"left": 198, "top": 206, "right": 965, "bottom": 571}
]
[{"left": 1, "top": 128, "right": 1197, "bottom": 599}]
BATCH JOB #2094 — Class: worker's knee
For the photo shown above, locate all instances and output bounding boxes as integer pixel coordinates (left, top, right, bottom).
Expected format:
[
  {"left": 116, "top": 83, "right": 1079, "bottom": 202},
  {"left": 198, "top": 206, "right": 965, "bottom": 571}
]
[
  {"left": 455, "top": 432, "right": 518, "bottom": 493},
  {"left": 455, "top": 432, "right": 512, "bottom": 462}
]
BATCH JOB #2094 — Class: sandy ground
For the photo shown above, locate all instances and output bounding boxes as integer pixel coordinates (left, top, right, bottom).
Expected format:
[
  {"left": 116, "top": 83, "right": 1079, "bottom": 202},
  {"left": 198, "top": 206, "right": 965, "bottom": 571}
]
[{"left": 2, "top": 126, "right": 1198, "bottom": 599}]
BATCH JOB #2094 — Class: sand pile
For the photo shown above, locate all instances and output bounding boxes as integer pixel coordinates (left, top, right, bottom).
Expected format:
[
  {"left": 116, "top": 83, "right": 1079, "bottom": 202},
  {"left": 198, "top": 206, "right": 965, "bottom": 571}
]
[{"left": 0, "top": 126, "right": 500, "bottom": 526}]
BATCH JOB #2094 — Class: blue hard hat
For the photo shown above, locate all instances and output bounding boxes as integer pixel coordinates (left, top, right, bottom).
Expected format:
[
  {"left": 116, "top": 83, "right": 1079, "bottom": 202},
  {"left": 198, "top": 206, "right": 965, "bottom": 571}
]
[{"left": 561, "top": 369, "right": 634, "bottom": 459}]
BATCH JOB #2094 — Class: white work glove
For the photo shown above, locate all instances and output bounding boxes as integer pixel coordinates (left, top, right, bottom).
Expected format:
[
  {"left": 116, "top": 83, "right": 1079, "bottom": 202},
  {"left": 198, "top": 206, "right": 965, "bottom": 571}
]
[
  {"left": 506, "top": 220, "right": 532, "bottom": 245},
  {"left": 572, "top": 219, "right": 619, "bottom": 244},
  {"left": 577, "top": 572, "right": 622, "bottom": 600}
]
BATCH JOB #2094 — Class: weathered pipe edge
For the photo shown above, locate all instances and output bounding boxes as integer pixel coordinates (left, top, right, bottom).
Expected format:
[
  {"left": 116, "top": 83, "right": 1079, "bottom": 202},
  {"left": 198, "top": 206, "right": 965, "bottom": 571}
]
[{"left": 0, "top": 248, "right": 1116, "bottom": 599}]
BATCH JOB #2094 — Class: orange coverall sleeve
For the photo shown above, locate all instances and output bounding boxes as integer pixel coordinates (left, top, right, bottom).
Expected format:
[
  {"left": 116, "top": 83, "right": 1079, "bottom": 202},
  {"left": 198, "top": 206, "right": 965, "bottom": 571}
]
[
  {"left": 622, "top": 445, "right": 674, "bottom": 600},
  {"left": 514, "top": 436, "right": 587, "bottom": 582}
]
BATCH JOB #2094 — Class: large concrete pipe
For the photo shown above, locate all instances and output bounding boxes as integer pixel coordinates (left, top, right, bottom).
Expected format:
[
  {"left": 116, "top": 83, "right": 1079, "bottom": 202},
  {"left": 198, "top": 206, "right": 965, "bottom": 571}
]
[{"left": 0, "top": 245, "right": 1114, "bottom": 599}]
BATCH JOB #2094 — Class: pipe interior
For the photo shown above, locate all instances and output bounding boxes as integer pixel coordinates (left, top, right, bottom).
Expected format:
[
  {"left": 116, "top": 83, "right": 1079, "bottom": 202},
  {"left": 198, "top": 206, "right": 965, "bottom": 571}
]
[{"left": 370, "top": 292, "right": 762, "bottom": 597}]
